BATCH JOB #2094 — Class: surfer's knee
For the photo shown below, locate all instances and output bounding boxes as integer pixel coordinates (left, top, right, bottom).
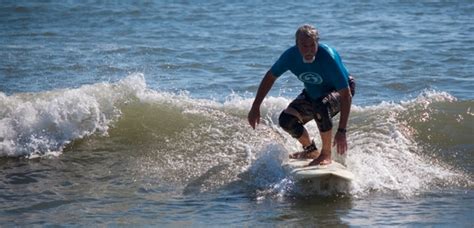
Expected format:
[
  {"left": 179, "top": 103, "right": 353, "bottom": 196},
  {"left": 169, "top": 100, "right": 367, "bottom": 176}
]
[
  {"left": 279, "top": 111, "right": 304, "bottom": 138},
  {"left": 313, "top": 104, "right": 333, "bottom": 132}
]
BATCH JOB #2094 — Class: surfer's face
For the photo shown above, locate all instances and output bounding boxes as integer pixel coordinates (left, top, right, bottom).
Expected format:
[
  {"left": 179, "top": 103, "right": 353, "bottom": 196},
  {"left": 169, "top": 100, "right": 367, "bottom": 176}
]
[{"left": 297, "top": 34, "right": 318, "bottom": 63}]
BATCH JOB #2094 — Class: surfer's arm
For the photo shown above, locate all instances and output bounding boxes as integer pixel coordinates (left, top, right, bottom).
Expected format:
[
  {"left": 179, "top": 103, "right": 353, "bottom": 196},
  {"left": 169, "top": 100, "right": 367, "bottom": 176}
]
[
  {"left": 337, "top": 86, "right": 352, "bottom": 130},
  {"left": 248, "top": 70, "right": 277, "bottom": 129},
  {"left": 333, "top": 86, "right": 352, "bottom": 154}
]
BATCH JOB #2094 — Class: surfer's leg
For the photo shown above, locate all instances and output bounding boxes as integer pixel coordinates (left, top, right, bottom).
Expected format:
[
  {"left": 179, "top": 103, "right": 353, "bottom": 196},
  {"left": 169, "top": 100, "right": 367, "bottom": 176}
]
[
  {"left": 306, "top": 78, "right": 355, "bottom": 165},
  {"left": 278, "top": 111, "right": 305, "bottom": 139},
  {"left": 279, "top": 109, "right": 320, "bottom": 159},
  {"left": 279, "top": 92, "right": 312, "bottom": 144},
  {"left": 308, "top": 130, "right": 332, "bottom": 166},
  {"left": 280, "top": 92, "right": 320, "bottom": 159},
  {"left": 322, "top": 76, "right": 356, "bottom": 118},
  {"left": 309, "top": 97, "right": 335, "bottom": 166}
]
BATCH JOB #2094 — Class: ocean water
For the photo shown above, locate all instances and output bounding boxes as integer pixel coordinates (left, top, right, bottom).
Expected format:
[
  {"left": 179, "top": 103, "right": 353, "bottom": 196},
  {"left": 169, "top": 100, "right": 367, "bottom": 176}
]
[{"left": 1, "top": 0, "right": 473, "bottom": 226}]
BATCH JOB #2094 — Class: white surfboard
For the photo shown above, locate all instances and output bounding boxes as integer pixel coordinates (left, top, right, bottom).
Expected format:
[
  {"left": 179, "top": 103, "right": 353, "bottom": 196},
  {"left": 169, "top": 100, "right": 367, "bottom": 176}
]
[{"left": 283, "top": 159, "right": 354, "bottom": 181}]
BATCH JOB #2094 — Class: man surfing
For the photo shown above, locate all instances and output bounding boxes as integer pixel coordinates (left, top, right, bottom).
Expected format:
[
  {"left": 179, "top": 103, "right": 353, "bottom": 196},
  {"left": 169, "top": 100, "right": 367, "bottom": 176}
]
[{"left": 248, "top": 24, "right": 355, "bottom": 166}]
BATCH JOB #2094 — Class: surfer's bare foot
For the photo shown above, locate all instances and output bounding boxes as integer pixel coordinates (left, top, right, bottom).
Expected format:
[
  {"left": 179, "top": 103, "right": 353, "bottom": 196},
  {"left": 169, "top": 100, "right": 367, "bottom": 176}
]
[
  {"left": 289, "top": 141, "right": 320, "bottom": 159},
  {"left": 308, "top": 151, "right": 331, "bottom": 166}
]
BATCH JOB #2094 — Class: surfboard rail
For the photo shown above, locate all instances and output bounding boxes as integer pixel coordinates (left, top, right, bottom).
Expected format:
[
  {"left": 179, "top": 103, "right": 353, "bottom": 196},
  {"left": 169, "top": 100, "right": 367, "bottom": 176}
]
[{"left": 283, "top": 159, "right": 354, "bottom": 181}]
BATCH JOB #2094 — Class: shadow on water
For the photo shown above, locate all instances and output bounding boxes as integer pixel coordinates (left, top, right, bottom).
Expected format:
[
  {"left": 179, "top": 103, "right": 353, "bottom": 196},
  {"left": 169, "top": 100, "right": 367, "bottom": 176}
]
[
  {"left": 271, "top": 195, "right": 354, "bottom": 226},
  {"left": 182, "top": 164, "right": 228, "bottom": 195},
  {"left": 219, "top": 178, "right": 354, "bottom": 226}
]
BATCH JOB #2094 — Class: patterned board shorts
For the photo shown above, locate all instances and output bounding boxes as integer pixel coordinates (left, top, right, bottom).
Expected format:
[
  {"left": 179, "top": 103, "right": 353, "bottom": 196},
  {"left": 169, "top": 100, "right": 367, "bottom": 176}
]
[{"left": 287, "top": 76, "right": 355, "bottom": 132}]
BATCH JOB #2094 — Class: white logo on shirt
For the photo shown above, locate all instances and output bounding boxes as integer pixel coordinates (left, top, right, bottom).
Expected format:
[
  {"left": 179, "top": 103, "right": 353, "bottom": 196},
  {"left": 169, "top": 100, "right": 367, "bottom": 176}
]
[{"left": 298, "top": 72, "right": 323, "bottom": 84}]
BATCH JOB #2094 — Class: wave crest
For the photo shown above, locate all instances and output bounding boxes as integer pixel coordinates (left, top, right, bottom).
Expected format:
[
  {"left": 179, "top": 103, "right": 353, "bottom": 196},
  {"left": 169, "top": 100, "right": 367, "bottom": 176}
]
[{"left": 0, "top": 73, "right": 146, "bottom": 157}]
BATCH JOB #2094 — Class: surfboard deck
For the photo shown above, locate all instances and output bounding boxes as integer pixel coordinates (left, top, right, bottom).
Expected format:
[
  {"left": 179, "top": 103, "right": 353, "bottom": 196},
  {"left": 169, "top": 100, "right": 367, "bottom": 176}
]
[{"left": 283, "top": 159, "right": 354, "bottom": 181}]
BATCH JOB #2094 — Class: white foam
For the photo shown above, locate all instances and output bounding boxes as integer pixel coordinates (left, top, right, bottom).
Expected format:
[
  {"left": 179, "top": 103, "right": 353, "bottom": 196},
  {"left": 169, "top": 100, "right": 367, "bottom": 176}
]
[
  {"left": 0, "top": 73, "right": 147, "bottom": 157},
  {"left": 346, "top": 92, "right": 464, "bottom": 196},
  {"left": 232, "top": 90, "right": 466, "bottom": 197},
  {"left": 132, "top": 84, "right": 468, "bottom": 196}
]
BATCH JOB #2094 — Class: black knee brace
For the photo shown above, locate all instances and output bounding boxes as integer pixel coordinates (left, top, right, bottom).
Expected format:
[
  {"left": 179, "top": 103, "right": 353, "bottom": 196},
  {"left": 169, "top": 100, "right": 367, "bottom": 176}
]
[{"left": 278, "top": 111, "right": 305, "bottom": 138}]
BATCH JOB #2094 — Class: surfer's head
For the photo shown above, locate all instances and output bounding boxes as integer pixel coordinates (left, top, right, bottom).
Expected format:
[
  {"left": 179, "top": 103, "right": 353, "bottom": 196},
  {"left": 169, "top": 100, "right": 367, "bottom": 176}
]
[{"left": 295, "top": 24, "right": 319, "bottom": 63}]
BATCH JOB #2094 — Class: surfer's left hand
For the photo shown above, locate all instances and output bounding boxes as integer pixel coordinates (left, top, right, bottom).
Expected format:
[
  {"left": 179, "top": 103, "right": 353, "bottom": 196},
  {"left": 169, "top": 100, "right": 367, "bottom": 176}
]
[
  {"left": 247, "top": 107, "right": 260, "bottom": 129},
  {"left": 333, "top": 132, "right": 347, "bottom": 155}
]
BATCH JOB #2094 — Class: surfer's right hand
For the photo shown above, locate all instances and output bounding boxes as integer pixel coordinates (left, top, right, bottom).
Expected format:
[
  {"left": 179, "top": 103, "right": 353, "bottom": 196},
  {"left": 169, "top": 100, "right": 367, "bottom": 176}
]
[{"left": 247, "top": 107, "right": 260, "bottom": 129}]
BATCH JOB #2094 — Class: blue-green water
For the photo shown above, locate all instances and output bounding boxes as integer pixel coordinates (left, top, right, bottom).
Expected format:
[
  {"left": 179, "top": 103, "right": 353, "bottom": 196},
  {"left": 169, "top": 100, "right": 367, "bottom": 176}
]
[{"left": 1, "top": 1, "right": 473, "bottom": 226}]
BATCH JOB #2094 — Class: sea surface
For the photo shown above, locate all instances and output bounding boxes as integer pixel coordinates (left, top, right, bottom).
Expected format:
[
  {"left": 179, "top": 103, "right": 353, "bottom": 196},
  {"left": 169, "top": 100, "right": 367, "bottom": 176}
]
[{"left": 1, "top": 0, "right": 473, "bottom": 226}]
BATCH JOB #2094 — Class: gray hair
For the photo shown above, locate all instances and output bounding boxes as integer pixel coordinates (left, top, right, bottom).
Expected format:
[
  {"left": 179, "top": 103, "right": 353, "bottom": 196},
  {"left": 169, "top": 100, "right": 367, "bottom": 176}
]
[{"left": 295, "top": 24, "right": 320, "bottom": 44}]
